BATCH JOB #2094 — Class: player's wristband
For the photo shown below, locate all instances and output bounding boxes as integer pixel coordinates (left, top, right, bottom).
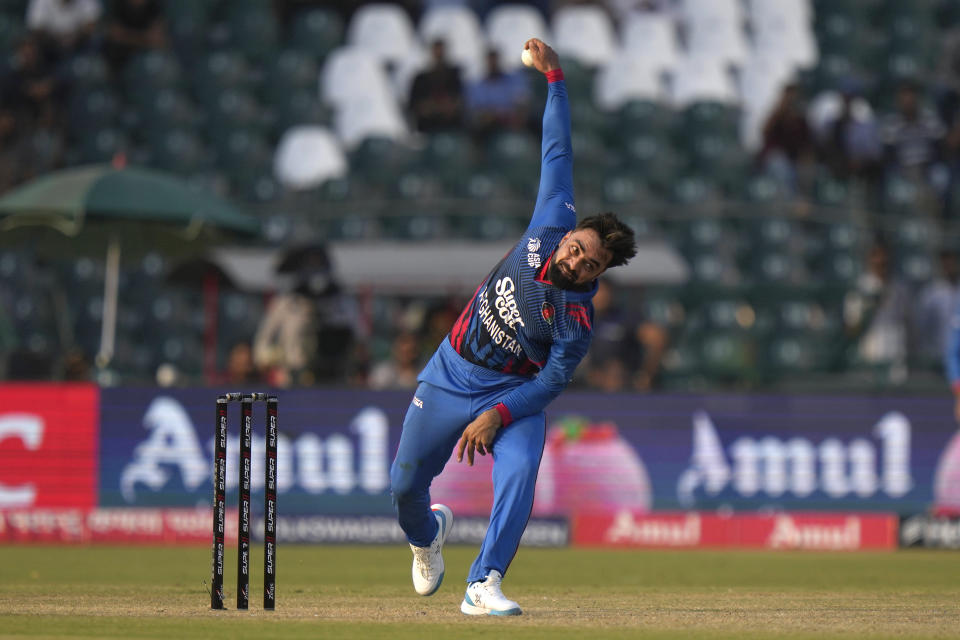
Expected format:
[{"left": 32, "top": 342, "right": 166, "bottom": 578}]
[
  {"left": 546, "top": 69, "right": 564, "bottom": 83},
  {"left": 495, "top": 402, "right": 514, "bottom": 427}
]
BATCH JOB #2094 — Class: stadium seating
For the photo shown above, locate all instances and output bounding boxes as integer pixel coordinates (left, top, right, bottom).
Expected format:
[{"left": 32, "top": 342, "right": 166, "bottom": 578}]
[{"left": 3, "top": 0, "right": 958, "bottom": 391}]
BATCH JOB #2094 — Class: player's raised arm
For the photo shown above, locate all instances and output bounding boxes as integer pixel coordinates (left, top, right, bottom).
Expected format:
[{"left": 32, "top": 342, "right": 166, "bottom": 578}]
[{"left": 524, "top": 38, "right": 575, "bottom": 231}]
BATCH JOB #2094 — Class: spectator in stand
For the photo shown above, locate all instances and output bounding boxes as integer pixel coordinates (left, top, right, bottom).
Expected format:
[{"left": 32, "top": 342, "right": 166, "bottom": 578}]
[
  {"left": 26, "top": 0, "right": 101, "bottom": 62},
  {"left": 0, "top": 106, "right": 33, "bottom": 192},
  {"left": 916, "top": 248, "right": 960, "bottom": 369},
  {"left": 585, "top": 279, "right": 668, "bottom": 392},
  {"left": 103, "top": 0, "right": 167, "bottom": 74},
  {"left": 843, "top": 239, "right": 914, "bottom": 382},
  {"left": 821, "top": 84, "right": 883, "bottom": 183},
  {"left": 369, "top": 331, "right": 422, "bottom": 390},
  {"left": 254, "top": 244, "right": 364, "bottom": 387},
  {"left": 465, "top": 48, "right": 530, "bottom": 142},
  {"left": 1, "top": 34, "right": 63, "bottom": 127},
  {"left": 224, "top": 341, "right": 262, "bottom": 385},
  {"left": 759, "top": 82, "right": 816, "bottom": 198},
  {"left": 408, "top": 38, "right": 465, "bottom": 134},
  {"left": 879, "top": 81, "right": 947, "bottom": 196}
]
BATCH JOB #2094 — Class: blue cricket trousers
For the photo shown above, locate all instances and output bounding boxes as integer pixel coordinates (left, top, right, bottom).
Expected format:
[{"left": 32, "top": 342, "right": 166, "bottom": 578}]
[{"left": 390, "top": 369, "right": 546, "bottom": 584}]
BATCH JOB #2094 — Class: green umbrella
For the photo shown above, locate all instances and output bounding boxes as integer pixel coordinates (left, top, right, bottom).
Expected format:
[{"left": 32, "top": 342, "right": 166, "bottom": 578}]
[
  {"left": 0, "top": 164, "right": 262, "bottom": 373},
  {"left": 0, "top": 164, "right": 260, "bottom": 237}
]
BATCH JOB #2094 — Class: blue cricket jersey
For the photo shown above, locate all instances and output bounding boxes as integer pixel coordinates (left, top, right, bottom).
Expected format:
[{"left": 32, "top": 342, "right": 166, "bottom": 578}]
[
  {"left": 419, "top": 72, "right": 595, "bottom": 426},
  {"left": 946, "top": 301, "right": 960, "bottom": 392}
]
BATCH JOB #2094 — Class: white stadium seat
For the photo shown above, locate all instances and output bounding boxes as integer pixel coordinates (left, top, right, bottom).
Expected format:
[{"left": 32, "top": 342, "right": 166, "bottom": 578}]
[
  {"left": 273, "top": 126, "right": 348, "bottom": 190},
  {"left": 750, "top": 2, "right": 818, "bottom": 70},
  {"left": 321, "top": 46, "right": 396, "bottom": 108},
  {"left": 552, "top": 5, "right": 617, "bottom": 68},
  {"left": 486, "top": 4, "right": 551, "bottom": 71},
  {"left": 620, "top": 12, "right": 680, "bottom": 76},
  {"left": 346, "top": 3, "right": 418, "bottom": 66},
  {"left": 419, "top": 5, "right": 486, "bottom": 82},
  {"left": 595, "top": 58, "right": 667, "bottom": 111},
  {"left": 681, "top": 0, "right": 748, "bottom": 67},
  {"left": 671, "top": 54, "right": 739, "bottom": 106},
  {"left": 333, "top": 93, "right": 409, "bottom": 150}
]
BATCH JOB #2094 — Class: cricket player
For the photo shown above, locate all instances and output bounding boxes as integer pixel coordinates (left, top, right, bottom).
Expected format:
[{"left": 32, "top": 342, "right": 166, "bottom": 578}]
[{"left": 390, "top": 38, "right": 637, "bottom": 616}]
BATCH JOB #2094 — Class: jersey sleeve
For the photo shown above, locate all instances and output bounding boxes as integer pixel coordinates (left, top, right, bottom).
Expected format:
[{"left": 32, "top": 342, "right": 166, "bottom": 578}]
[
  {"left": 493, "top": 334, "right": 590, "bottom": 426},
  {"left": 945, "top": 301, "right": 960, "bottom": 393},
  {"left": 528, "top": 74, "right": 576, "bottom": 231}
]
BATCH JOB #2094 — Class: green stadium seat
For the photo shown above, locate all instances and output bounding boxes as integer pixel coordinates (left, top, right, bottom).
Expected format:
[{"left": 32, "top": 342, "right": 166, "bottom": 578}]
[
  {"left": 616, "top": 99, "right": 676, "bottom": 137},
  {"left": 883, "top": 174, "right": 924, "bottom": 215},
  {"left": 215, "top": 130, "right": 272, "bottom": 177},
  {"left": 380, "top": 213, "right": 449, "bottom": 240},
  {"left": 349, "top": 136, "right": 419, "bottom": 193},
  {"left": 226, "top": 5, "right": 279, "bottom": 61},
  {"left": 77, "top": 127, "right": 128, "bottom": 163},
  {"left": 124, "top": 51, "right": 183, "bottom": 93},
  {"left": 897, "top": 250, "right": 935, "bottom": 283},
  {"left": 164, "top": 0, "right": 214, "bottom": 50},
  {"left": 657, "top": 340, "right": 703, "bottom": 390},
  {"left": 136, "top": 88, "right": 201, "bottom": 131},
  {"left": 742, "top": 174, "right": 789, "bottom": 205},
  {"left": 149, "top": 128, "right": 211, "bottom": 174},
  {"left": 602, "top": 173, "right": 651, "bottom": 207},
  {"left": 679, "top": 102, "right": 740, "bottom": 140},
  {"left": 484, "top": 131, "right": 538, "bottom": 195},
  {"left": 698, "top": 330, "right": 759, "bottom": 382},
  {"left": 569, "top": 99, "right": 608, "bottom": 140},
  {"left": 265, "top": 49, "right": 320, "bottom": 95},
  {"left": 289, "top": 8, "right": 343, "bottom": 61},
  {"left": 669, "top": 175, "right": 721, "bottom": 207},
  {"left": 618, "top": 131, "right": 682, "bottom": 193},
  {"left": 764, "top": 331, "right": 836, "bottom": 378},
  {"left": 557, "top": 59, "right": 594, "bottom": 100},
  {"left": 0, "top": 12, "right": 22, "bottom": 51},
  {"left": 391, "top": 169, "right": 445, "bottom": 201},
  {"left": 326, "top": 215, "right": 382, "bottom": 241},
  {"left": 208, "top": 89, "right": 268, "bottom": 142},
  {"left": 65, "top": 54, "right": 111, "bottom": 89},
  {"left": 192, "top": 51, "right": 253, "bottom": 108},
  {"left": 270, "top": 88, "right": 331, "bottom": 134},
  {"left": 682, "top": 133, "right": 750, "bottom": 195},
  {"left": 813, "top": 174, "right": 852, "bottom": 208},
  {"left": 448, "top": 212, "right": 526, "bottom": 241},
  {"left": 69, "top": 88, "right": 120, "bottom": 131}
]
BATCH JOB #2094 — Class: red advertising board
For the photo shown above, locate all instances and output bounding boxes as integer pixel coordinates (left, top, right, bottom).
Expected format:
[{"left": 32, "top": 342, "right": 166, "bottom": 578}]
[
  {"left": 0, "top": 384, "right": 98, "bottom": 509},
  {"left": 573, "top": 511, "right": 899, "bottom": 551}
]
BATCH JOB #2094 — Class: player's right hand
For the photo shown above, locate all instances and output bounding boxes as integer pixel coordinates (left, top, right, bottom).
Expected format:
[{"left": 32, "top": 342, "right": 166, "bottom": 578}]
[{"left": 523, "top": 38, "right": 560, "bottom": 74}]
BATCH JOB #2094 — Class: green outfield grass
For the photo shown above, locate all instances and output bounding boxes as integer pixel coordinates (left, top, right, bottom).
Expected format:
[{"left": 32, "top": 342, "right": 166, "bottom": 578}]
[{"left": 0, "top": 544, "right": 958, "bottom": 639}]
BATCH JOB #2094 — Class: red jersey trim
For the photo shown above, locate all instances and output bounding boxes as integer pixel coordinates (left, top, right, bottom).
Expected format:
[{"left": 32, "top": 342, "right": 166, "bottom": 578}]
[{"left": 495, "top": 402, "right": 513, "bottom": 427}]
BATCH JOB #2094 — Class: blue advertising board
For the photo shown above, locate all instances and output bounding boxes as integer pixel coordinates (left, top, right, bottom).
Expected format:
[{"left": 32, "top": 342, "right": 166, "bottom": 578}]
[{"left": 99, "top": 389, "right": 960, "bottom": 516}]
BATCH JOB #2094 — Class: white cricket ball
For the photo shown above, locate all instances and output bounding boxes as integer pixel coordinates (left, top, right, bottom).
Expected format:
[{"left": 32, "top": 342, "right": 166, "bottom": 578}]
[{"left": 521, "top": 48, "right": 534, "bottom": 67}]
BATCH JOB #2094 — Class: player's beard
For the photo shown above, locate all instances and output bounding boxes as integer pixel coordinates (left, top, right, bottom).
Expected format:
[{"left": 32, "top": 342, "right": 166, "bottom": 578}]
[{"left": 547, "top": 258, "right": 579, "bottom": 290}]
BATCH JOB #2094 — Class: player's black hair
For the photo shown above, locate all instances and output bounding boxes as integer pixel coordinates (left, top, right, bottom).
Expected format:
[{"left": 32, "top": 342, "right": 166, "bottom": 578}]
[{"left": 575, "top": 212, "right": 637, "bottom": 269}]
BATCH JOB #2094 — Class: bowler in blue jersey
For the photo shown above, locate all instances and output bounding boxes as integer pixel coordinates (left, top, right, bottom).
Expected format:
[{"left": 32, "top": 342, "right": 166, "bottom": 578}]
[{"left": 390, "top": 38, "right": 637, "bottom": 616}]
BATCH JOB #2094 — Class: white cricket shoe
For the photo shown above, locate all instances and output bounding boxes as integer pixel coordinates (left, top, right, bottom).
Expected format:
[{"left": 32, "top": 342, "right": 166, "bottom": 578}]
[
  {"left": 410, "top": 504, "right": 453, "bottom": 596},
  {"left": 460, "top": 570, "right": 522, "bottom": 616}
]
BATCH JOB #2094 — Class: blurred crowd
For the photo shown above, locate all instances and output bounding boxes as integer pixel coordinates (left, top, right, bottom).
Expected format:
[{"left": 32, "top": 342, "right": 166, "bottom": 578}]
[{"left": 4, "top": 0, "right": 960, "bottom": 392}]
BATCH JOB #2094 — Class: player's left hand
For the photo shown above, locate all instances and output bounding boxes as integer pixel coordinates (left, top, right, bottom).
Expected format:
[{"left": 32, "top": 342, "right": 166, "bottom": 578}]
[{"left": 456, "top": 408, "right": 502, "bottom": 466}]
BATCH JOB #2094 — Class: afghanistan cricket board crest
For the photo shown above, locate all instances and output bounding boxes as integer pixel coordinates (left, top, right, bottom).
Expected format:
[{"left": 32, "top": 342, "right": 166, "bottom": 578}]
[{"left": 541, "top": 301, "right": 555, "bottom": 325}]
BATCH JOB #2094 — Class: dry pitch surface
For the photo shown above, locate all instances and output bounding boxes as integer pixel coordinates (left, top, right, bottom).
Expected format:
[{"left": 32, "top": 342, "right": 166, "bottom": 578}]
[{"left": 0, "top": 545, "right": 957, "bottom": 639}]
